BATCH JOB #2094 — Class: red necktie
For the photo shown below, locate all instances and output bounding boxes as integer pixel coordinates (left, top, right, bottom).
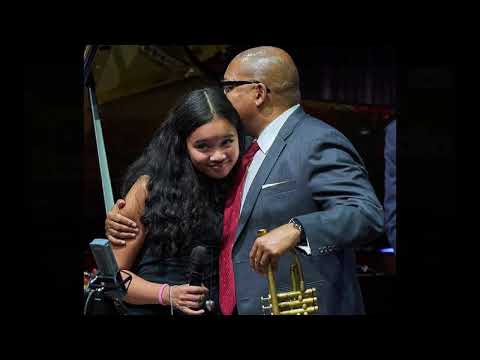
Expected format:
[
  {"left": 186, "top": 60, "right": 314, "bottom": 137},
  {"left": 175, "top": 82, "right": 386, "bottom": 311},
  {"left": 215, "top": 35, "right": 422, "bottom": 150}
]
[{"left": 219, "top": 140, "right": 260, "bottom": 315}]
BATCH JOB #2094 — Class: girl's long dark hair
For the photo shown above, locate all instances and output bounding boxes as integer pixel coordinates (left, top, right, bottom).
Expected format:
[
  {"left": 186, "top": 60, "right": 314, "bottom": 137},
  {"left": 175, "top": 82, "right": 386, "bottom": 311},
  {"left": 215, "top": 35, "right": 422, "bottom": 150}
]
[{"left": 121, "top": 87, "right": 244, "bottom": 258}]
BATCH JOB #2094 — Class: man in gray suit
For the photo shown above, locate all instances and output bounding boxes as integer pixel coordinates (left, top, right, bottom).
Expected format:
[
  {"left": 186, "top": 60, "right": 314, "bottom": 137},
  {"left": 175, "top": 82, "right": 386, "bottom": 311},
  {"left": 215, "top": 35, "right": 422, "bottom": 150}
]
[
  {"left": 218, "top": 46, "right": 383, "bottom": 314},
  {"left": 106, "top": 46, "right": 384, "bottom": 315}
]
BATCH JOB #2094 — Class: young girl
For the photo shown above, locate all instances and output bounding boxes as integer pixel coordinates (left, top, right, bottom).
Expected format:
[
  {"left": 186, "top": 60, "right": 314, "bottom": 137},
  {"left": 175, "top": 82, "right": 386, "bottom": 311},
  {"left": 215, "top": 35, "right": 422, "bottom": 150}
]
[{"left": 110, "top": 87, "right": 244, "bottom": 315}]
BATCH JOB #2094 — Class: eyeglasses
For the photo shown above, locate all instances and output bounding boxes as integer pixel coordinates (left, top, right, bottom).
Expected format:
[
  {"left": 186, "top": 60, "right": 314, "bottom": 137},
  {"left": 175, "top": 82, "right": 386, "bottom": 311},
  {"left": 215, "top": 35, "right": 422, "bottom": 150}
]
[{"left": 220, "top": 80, "right": 271, "bottom": 94}]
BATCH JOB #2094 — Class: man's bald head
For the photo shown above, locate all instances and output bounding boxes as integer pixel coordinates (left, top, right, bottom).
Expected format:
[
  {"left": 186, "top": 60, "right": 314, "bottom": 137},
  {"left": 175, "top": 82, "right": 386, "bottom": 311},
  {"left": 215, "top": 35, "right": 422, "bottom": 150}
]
[{"left": 230, "top": 46, "right": 301, "bottom": 106}]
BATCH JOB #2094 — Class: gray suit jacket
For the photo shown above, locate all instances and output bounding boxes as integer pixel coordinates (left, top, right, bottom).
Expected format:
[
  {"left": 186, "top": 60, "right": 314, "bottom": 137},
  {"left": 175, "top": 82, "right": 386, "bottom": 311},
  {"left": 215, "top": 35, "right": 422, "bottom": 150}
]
[{"left": 232, "top": 107, "right": 384, "bottom": 315}]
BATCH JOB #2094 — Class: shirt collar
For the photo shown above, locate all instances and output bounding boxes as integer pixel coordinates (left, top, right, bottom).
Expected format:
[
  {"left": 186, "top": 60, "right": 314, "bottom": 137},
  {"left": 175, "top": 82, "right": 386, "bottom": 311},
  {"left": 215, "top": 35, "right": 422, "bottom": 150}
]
[{"left": 256, "top": 104, "right": 300, "bottom": 154}]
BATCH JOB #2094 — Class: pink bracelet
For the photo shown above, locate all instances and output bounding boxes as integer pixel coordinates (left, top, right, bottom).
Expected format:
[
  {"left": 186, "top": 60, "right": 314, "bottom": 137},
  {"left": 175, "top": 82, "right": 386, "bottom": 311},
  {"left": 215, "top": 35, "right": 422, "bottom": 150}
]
[{"left": 158, "top": 284, "right": 168, "bottom": 305}]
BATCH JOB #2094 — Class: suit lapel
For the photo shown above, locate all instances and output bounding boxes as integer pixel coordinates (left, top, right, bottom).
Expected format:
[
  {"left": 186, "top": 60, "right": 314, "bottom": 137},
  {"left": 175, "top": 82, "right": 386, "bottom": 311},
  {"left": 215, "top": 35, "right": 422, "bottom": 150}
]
[
  {"left": 234, "top": 107, "right": 306, "bottom": 243},
  {"left": 234, "top": 138, "right": 286, "bottom": 242}
]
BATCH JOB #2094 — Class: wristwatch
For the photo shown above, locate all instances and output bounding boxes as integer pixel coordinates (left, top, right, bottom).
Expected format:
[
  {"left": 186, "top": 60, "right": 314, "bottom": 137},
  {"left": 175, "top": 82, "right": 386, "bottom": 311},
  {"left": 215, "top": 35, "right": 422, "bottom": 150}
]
[{"left": 288, "top": 218, "right": 306, "bottom": 245}]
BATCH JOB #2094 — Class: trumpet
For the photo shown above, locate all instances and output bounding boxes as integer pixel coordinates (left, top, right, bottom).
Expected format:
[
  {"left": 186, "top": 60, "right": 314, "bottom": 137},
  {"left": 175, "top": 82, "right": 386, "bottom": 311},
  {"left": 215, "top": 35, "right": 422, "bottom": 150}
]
[{"left": 258, "top": 229, "right": 319, "bottom": 315}]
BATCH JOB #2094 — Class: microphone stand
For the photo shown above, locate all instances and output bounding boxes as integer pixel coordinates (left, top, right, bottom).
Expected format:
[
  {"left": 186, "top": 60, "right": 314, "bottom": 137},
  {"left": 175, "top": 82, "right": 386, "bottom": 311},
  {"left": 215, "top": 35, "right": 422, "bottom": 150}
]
[
  {"left": 83, "top": 47, "right": 122, "bottom": 315},
  {"left": 84, "top": 272, "right": 130, "bottom": 315}
]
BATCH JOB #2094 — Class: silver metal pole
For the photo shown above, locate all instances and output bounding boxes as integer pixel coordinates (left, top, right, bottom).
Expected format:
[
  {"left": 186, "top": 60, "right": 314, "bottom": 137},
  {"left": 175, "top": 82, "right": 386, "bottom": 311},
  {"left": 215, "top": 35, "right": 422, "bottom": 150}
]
[{"left": 88, "top": 85, "right": 114, "bottom": 214}]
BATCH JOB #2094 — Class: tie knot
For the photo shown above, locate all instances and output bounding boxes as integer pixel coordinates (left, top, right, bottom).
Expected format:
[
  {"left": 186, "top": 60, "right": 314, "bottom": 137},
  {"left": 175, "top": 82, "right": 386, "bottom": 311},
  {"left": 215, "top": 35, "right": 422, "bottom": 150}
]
[{"left": 244, "top": 141, "right": 260, "bottom": 161}]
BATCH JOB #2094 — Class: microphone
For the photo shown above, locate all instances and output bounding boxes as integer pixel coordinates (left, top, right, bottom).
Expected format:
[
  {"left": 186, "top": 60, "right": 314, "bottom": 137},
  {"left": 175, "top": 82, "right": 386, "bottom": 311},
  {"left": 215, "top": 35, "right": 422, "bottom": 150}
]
[
  {"left": 189, "top": 245, "right": 208, "bottom": 286},
  {"left": 188, "top": 245, "right": 215, "bottom": 312},
  {"left": 85, "top": 239, "right": 129, "bottom": 315}
]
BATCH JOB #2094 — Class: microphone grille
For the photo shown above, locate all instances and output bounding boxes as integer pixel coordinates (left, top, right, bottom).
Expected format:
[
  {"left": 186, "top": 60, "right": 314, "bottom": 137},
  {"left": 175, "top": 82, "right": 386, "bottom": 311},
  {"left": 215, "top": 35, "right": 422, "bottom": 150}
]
[{"left": 190, "top": 245, "right": 208, "bottom": 265}]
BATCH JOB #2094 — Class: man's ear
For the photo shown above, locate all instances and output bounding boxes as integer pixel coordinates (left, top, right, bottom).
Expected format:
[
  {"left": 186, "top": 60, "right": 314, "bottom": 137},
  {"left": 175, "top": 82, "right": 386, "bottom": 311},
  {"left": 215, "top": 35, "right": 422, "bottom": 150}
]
[{"left": 254, "top": 83, "right": 268, "bottom": 106}]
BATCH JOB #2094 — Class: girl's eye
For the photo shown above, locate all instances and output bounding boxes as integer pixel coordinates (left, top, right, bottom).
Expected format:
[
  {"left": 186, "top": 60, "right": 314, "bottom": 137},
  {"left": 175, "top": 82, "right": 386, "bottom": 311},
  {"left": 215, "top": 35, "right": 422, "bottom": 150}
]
[{"left": 195, "top": 143, "right": 208, "bottom": 150}]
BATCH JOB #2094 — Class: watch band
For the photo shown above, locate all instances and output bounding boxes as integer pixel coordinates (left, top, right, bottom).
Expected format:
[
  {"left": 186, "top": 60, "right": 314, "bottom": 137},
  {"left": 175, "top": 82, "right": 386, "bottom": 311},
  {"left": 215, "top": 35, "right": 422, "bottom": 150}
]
[{"left": 289, "top": 218, "right": 306, "bottom": 244}]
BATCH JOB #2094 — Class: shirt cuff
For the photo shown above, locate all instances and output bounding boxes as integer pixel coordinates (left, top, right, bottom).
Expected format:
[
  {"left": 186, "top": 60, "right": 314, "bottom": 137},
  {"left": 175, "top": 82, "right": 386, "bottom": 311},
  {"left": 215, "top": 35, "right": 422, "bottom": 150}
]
[{"left": 296, "top": 237, "right": 312, "bottom": 255}]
